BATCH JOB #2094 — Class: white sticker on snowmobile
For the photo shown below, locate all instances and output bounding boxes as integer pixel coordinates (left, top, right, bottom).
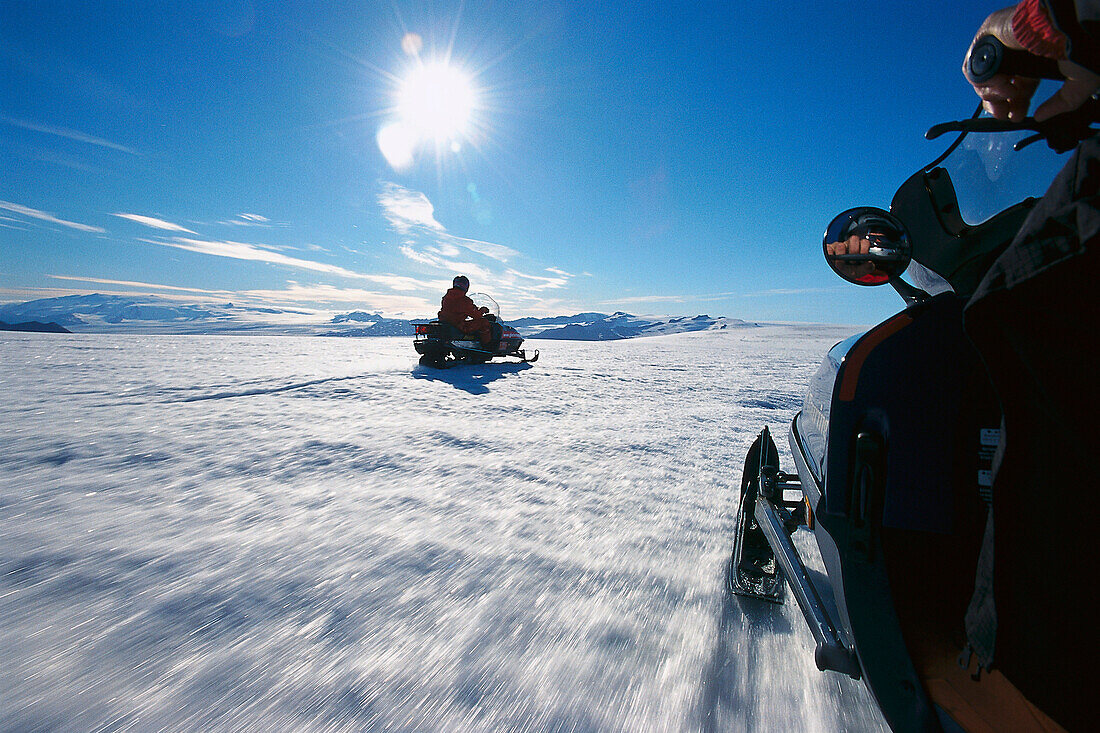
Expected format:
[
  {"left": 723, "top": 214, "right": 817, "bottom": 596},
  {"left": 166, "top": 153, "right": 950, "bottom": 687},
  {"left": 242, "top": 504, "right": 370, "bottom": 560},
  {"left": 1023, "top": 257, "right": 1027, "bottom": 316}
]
[
  {"left": 980, "top": 428, "right": 1000, "bottom": 447},
  {"left": 978, "top": 469, "right": 993, "bottom": 487}
]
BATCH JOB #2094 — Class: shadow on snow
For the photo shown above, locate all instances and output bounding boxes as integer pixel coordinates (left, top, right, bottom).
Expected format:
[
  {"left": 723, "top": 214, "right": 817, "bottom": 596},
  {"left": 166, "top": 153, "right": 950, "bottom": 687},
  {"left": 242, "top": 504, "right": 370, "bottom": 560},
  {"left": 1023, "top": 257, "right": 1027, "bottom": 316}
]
[
  {"left": 410, "top": 361, "right": 534, "bottom": 395},
  {"left": 696, "top": 557, "right": 796, "bottom": 731}
]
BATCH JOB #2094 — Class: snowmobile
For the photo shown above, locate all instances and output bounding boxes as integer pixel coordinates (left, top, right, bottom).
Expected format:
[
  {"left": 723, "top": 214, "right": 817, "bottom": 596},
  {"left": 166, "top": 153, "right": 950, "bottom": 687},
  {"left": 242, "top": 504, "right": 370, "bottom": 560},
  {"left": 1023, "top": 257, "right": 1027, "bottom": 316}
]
[
  {"left": 727, "top": 39, "right": 1092, "bottom": 732},
  {"left": 414, "top": 293, "right": 538, "bottom": 368}
]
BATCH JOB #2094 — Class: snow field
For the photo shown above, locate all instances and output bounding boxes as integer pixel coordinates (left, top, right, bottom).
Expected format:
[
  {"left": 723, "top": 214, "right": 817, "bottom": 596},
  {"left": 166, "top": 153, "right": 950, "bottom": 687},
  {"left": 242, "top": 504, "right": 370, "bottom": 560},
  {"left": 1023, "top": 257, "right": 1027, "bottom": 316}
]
[{"left": 0, "top": 327, "right": 887, "bottom": 731}]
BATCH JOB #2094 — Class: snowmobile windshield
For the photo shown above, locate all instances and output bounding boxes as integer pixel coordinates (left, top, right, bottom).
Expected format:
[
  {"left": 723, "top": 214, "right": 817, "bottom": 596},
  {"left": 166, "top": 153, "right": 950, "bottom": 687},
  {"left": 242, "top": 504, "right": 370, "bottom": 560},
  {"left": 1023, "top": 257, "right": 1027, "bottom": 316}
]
[
  {"left": 938, "top": 126, "right": 1067, "bottom": 226},
  {"left": 469, "top": 292, "right": 500, "bottom": 318}
]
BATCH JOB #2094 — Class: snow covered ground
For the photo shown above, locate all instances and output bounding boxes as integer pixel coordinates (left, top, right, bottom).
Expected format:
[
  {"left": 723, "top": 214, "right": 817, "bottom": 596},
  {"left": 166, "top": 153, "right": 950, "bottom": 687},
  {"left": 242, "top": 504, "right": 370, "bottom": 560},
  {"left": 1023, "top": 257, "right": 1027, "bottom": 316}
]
[{"left": 1, "top": 326, "right": 888, "bottom": 732}]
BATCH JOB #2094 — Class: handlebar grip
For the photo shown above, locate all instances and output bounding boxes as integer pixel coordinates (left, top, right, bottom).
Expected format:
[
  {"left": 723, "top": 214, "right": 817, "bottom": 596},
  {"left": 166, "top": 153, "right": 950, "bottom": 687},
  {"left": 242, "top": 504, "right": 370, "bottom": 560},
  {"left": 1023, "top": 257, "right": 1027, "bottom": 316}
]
[{"left": 966, "top": 35, "right": 1064, "bottom": 83}]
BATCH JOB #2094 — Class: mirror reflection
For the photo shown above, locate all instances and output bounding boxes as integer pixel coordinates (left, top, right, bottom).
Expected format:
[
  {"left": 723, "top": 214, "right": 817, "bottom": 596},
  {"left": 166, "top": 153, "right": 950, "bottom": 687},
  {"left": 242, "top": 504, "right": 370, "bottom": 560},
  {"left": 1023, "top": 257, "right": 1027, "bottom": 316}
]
[{"left": 823, "top": 207, "right": 912, "bottom": 286}]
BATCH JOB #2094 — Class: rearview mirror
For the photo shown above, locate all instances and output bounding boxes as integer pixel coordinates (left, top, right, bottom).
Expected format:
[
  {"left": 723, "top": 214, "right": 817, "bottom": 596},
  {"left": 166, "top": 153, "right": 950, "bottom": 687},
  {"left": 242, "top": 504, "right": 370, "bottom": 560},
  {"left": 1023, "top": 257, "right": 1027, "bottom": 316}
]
[{"left": 823, "top": 207, "right": 912, "bottom": 286}]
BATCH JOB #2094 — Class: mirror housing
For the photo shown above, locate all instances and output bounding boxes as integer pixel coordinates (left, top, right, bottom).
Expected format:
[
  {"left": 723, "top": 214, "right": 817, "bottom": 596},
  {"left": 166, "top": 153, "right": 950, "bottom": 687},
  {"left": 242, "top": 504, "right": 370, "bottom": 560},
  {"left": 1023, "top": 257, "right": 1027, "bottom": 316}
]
[{"left": 823, "top": 207, "right": 912, "bottom": 286}]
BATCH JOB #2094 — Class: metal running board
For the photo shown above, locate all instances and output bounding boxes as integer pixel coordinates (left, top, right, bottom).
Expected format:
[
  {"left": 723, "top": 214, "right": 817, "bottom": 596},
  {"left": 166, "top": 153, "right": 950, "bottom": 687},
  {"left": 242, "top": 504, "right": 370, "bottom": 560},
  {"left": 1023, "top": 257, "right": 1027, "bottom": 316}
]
[{"left": 754, "top": 498, "right": 861, "bottom": 678}]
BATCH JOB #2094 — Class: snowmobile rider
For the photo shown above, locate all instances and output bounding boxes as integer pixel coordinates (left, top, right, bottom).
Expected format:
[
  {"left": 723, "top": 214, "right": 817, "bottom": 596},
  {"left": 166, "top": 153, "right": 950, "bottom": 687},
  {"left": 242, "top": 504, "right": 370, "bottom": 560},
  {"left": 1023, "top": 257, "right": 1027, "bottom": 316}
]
[
  {"left": 953, "top": 2, "right": 1100, "bottom": 731},
  {"left": 439, "top": 275, "right": 494, "bottom": 349}
]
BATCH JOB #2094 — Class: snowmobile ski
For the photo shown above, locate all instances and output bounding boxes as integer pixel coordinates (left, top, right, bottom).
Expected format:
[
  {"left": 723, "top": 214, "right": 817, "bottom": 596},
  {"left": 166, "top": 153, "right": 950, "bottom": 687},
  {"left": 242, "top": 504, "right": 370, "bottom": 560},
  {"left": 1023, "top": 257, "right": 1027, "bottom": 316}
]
[{"left": 727, "top": 426, "right": 786, "bottom": 603}]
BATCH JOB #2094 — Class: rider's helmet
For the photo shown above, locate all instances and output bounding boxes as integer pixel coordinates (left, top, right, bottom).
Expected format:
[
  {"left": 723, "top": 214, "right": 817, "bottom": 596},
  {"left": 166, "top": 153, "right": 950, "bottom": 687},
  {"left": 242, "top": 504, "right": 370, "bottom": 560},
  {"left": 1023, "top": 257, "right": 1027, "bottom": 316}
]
[{"left": 453, "top": 275, "right": 470, "bottom": 291}]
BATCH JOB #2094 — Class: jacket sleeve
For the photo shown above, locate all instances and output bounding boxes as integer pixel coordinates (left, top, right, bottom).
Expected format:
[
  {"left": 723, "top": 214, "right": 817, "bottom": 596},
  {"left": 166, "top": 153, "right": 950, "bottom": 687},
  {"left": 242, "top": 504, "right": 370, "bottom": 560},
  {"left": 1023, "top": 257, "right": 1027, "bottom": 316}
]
[
  {"left": 1015, "top": 0, "right": 1068, "bottom": 57},
  {"left": 1039, "top": 0, "right": 1100, "bottom": 73},
  {"left": 457, "top": 294, "right": 484, "bottom": 320}
]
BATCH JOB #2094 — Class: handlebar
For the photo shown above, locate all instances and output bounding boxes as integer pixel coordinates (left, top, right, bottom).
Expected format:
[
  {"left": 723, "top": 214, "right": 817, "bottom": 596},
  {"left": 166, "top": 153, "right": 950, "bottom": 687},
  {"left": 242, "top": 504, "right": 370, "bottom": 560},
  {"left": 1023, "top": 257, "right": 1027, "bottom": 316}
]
[
  {"left": 926, "top": 96, "right": 1100, "bottom": 153},
  {"left": 966, "top": 35, "right": 1064, "bottom": 84},
  {"left": 830, "top": 254, "right": 909, "bottom": 262}
]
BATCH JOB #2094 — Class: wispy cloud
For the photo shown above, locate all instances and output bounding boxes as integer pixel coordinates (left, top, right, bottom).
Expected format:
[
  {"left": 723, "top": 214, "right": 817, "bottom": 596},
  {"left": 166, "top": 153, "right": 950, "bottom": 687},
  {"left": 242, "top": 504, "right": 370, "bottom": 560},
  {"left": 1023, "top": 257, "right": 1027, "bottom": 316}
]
[
  {"left": 598, "top": 291, "right": 744, "bottom": 306},
  {"left": 241, "top": 282, "right": 435, "bottom": 315},
  {"left": 396, "top": 244, "right": 497, "bottom": 284},
  {"left": 399, "top": 245, "right": 441, "bottom": 267},
  {"left": 138, "top": 236, "right": 447, "bottom": 296},
  {"left": 143, "top": 236, "right": 373, "bottom": 280},
  {"left": 502, "top": 268, "right": 570, "bottom": 290},
  {"left": 378, "top": 183, "right": 445, "bottom": 234},
  {"left": 218, "top": 213, "right": 278, "bottom": 227},
  {"left": 378, "top": 183, "right": 519, "bottom": 262},
  {"left": 0, "top": 215, "right": 31, "bottom": 231},
  {"left": 0, "top": 200, "right": 105, "bottom": 233},
  {"left": 113, "top": 213, "right": 196, "bottom": 234},
  {"left": 599, "top": 294, "right": 690, "bottom": 305},
  {"left": 48, "top": 274, "right": 227, "bottom": 295},
  {"left": 375, "top": 182, "right": 579, "bottom": 313},
  {"left": 449, "top": 234, "right": 520, "bottom": 261},
  {"left": 0, "top": 114, "right": 138, "bottom": 155},
  {"left": 0, "top": 285, "right": 219, "bottom": 305},
  {"left": 745, "top": 287, "right": 844, "bottom": 297},
  {"left": 33, "top": 276, "right": 437, "bottom": 317}
]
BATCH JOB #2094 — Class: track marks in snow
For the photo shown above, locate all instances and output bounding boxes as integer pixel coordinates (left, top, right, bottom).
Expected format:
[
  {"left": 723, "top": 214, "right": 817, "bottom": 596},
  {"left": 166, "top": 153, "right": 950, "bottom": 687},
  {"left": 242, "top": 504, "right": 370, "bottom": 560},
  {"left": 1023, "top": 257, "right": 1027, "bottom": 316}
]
[{"left": 168, "top": 374, "right": 367, "bottom": 402}]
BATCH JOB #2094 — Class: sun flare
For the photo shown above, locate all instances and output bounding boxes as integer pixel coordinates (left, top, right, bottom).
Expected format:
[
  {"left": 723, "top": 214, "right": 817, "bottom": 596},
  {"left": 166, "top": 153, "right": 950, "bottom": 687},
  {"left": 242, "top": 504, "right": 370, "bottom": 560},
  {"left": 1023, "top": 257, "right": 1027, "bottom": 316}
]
[{"left": 398, "top": 61, "right": 475, "bottom": 142}]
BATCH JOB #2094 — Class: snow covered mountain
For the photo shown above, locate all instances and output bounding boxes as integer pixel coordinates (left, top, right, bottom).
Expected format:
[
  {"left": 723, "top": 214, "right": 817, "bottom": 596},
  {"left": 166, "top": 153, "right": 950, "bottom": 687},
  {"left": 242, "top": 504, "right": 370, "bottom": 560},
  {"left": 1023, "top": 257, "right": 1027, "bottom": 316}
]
[
  {"left": 523, "top": 312, "right": 756, "bottom": 340},
  {"left": 323, "top": 312, "right": 417, "bottom": 337},
  {"left": 0, "top": 294, "right": 316, "bottom": 334},
  {"left": 0, "top": 295, "right": 755, "bottom": 339}
]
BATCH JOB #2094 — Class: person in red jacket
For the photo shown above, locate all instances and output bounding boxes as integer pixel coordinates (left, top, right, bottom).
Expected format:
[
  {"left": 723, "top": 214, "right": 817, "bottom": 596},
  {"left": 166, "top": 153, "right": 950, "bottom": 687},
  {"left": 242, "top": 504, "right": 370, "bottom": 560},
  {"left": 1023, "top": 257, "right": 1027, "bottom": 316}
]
[{"left": 438, "top": 275, "right": 493, "bottom": 348}]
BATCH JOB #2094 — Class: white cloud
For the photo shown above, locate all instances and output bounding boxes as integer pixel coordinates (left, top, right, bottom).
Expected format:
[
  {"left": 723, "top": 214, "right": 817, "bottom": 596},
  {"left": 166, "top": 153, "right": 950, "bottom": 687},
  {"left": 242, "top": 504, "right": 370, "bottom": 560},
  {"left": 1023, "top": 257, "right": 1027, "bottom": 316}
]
[
  {"left": 113, "top": 213, "right": 196, "bottom": 234},
  {"left": 218, "top": 213, "right": 276, "bottom": 227},
  {"left": 396, "top": 245, "right": 494, "bottom": 284},
  {"left": 378, "top": 183, "right": 445, "bottom": 233},
  {"left": 450, "top": 234, "right": 520, "bottom": 261},
  {"left": 0, "top": 285, "right": 220, "bottom": 304},
  {"left": 0, "top": 215, "right": 31, "bottom": 231},
  {"left": 24, "top": 277, "right": 438, "bottom": 317},
  {"left": 600, "top": 294, "right": 689, "bottom": 305},
  {"left": 241, "top": 282, "right": 435, "bottom": 315},
  {"left": 400, "top": 245, "right": 442, "bottom": 267},
  {"left": 745, "top": 287, "right": 843, "bottom": 297},
  {"left": 361, "top": 273, "right": 450, "bottom": 292},
  {"left": 0, "top": 200, "right": 105, "bottom": 233},
  {"left": 502, "top": 268, "right": 570, "bottom": 290},
  {"left": 599, "top": 292, "right": 747, "bottom": 306},
  {"left": 376, "top": 182, "right": 580, "bottom": 312},
  {"left": 0, "top": 114, "right": 138, "bottom": 154},
  {"left": 433, "top": 243, "right": 461, "bottom": 258},
  {"left": 48, "top": 274, "right": 227, "bottom": 295},
  {"left": 145, "top": 237, "right": 373, "bottom": 280},
  {"left": 137, "top": 236, "right": 447, "bottom": 303},
  {"left": 378, "top": 183, "right": 517, "bottom": 263}
]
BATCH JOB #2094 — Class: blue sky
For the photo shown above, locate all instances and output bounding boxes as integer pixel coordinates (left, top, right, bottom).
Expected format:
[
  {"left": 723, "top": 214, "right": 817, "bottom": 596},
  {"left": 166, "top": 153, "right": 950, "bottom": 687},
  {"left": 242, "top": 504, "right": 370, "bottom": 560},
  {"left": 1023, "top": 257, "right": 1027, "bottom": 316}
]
[{"left": 2, "top": 1, "right": 1016, "bottom": 323}]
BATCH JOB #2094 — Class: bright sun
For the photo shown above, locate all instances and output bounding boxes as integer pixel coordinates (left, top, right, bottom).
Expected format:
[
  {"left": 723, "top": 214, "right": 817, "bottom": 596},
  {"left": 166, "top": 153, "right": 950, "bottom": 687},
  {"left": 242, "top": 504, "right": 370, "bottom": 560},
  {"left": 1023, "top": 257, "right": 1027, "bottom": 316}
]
[
  {"left": 397, "top": 61, "right": 475, "bottom": 142},
  {"left": 378, "top": 57, "right": 478, "bottom": 171}
]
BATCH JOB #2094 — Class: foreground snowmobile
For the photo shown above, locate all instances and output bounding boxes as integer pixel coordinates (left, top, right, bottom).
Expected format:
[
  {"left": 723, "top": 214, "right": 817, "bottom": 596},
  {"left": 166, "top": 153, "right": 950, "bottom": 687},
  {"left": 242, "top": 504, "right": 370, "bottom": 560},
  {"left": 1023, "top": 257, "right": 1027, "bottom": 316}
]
[
  {"left": 414, "top": 293, "right": 538, "bottom": 368},
  {"left": 727, "top": 40, "right": 1092, "bottom": 732}
]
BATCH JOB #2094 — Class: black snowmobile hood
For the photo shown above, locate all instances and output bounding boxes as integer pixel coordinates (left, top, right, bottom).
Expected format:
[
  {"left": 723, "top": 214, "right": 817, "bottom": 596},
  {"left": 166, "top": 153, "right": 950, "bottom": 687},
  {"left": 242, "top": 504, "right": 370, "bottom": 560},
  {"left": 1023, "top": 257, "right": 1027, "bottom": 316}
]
[{"left": 794, "top": 332, "right": 862, "bottom": 494}]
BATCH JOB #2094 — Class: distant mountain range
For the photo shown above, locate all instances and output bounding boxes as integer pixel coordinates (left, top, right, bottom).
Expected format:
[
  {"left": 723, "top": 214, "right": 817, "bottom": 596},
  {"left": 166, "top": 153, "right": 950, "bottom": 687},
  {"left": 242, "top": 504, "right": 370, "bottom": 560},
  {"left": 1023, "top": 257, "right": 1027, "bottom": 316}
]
[
  {"left": 0, "top": 294, "right": 320, "bottom": 335},
  {"left": 522, "top": 312, "right": 752, "bottom": 340},
  {"left": 0, "top": 294, "right": 756, "bottom": 340}
]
